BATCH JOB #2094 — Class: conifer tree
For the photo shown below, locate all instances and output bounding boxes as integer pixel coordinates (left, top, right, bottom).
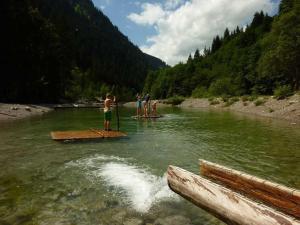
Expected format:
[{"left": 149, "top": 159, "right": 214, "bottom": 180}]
[
  {"left": 211, "top": 35, "right": 222, "bottom": 53},
  {"left": 194, "top": 49, "right": 200, "bottom": 60},
  {"left": 224, "top": 28, "right": 230, "bottom": 40}
]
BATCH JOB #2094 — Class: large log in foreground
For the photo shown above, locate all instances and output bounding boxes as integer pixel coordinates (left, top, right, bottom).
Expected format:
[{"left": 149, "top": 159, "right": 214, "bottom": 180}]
[
  {"left": 167, "top": 166, "right": 300, "bottom": 225},
  {"left": 200, "top": 160, "right": 300, "bottom": 219}
]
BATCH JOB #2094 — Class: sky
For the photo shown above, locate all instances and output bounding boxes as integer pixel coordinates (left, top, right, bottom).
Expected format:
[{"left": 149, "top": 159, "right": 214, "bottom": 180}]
[{"left": 92, "top": 0, "right": 280, "bottom": 65}]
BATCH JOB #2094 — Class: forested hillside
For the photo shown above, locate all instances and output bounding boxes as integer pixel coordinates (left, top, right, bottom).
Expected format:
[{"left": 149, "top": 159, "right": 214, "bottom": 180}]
[
  {"left": 1, "top": 0, "right": 165, "bottom": 103},
  {"left": 144, "top": 0, "right": 299, "bottom": 99}
]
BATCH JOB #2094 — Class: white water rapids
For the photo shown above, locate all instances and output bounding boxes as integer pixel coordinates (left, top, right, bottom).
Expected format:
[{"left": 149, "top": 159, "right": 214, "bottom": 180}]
[{"left": 66, "top": 154, "right": 178, "bottom": 213}]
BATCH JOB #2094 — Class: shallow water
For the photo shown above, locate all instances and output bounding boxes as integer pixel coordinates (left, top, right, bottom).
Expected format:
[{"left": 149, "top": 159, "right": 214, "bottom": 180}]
[{"left": 0, "top": 107, "right": 299, "bottom": 225}]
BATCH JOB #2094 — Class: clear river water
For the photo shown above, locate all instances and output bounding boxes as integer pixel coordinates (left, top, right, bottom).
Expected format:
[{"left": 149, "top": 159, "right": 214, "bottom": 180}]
[{"left": 0, "top": 107, "right": 299, "bottom": 225}]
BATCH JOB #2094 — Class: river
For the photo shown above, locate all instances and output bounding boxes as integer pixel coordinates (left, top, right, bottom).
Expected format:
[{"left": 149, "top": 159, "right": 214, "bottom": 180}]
[{"left": 0, "top": 107, "right": 299, "bottom": 225}]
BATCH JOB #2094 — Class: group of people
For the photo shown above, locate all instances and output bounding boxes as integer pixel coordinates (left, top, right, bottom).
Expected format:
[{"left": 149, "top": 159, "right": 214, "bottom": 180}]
[
  {"left": 136, "top": 93, "right": 158, "bottom": 117},
  {"left": 102, "top": 92, "right": 159, "bottom": 131}
]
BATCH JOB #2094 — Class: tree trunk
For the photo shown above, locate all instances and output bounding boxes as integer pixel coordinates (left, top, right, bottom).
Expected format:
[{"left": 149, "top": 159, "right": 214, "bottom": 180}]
[
  {"left": 199, "top": 159, "right": 300, "bottom": 219},
  {"left": 167, "top": 165, "right": 300, "bottom": 225}
]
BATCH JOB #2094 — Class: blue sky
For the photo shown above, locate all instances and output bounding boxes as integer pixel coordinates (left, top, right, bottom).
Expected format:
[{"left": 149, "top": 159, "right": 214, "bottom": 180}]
[
  {"left": 92, "top": 0, "right": 280, "bottom": 65},
  {"left": 92, "top": 0, "right": 158, "bottom": 46}
]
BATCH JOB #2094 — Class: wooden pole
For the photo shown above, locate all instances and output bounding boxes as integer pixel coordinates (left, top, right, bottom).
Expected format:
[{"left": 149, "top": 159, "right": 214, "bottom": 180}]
[
  {"left": 112, "top": 85, "right": 120, "bottom": 131},
  {"left": 199, "top": 159, "right": 300, "bottom": 219},
  {"left": 167, "top": 165, "right": 300, "bottom": 225},
  {"left": 115, "top": 98, "right": 120, "bottom": 131},
  {"left": 148, "top": 99, "right": 151, "bottom": 116}
]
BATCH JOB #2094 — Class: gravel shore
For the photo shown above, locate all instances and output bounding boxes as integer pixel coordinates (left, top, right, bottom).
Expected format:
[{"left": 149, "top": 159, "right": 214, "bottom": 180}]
[
  {"left": 0, "top": 103, "right": 53, "bottom": 122},
  {"left": 179, "top": 94, "right": 300, "bottom": 123}
]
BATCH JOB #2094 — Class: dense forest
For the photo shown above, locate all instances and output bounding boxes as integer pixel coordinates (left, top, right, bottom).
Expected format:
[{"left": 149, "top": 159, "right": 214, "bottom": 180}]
[
  {"left": 1, "top": 0, "right": 165, "bottom": 103},
  {"left": 144, "top": 0, "right": 300, "bottom": 99}
]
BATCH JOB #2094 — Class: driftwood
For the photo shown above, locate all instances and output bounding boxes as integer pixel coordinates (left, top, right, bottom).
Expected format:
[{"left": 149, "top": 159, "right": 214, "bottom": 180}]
[
  {"left": 167, "top": 165, "right": 300, "bottom": 225},
  {"left": 200, "top": 160, "right": 300, "bottom": 219}
]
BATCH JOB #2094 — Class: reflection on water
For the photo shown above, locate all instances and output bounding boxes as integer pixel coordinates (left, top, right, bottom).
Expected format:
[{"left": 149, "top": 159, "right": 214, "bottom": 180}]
[{"left": 0, "top": 107, "right": 299, "bottom": 224}]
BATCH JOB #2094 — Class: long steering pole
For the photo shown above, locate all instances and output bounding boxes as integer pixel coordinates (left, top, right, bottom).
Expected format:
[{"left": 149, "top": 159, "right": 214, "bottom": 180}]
[{"left": 115, "top": 97, "right": 120, "bottom": 131}]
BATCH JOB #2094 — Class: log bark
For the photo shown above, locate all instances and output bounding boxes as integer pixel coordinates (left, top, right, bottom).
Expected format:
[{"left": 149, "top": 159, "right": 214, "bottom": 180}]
[
  {"left": 199, "top": 160, "right": 300, "bottom": 219},
  {"left": 167, "top": 165, "right": 300, "bottom": 225}
]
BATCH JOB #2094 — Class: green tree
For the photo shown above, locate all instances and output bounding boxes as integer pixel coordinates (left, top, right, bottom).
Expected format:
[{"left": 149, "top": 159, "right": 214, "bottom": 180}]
[
  {"left": 224, "top": 28, "right": 230, "bottom": 41},
  {"left": 1, "top": 0, "right": 166, "bottom": 103},
  {"left": 194, "top": 49, "right": 200, "bottom": 60},
  {"left": 145, "top": 2, "right": 299, "bottom": 99},
  {"left": 211, "top": 35, "right": 222, "bottom": 53},
  {"left": 258, "top": 0, "right": 300, "bottom": 90},
  {"left": 279, "top": 0, "right": 294, "bottom": 14}
]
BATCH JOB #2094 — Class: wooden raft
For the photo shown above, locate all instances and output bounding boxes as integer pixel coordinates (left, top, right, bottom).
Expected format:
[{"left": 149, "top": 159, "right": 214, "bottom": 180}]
[
  {"left": 167, "top": 160, "right": 300, "bottom": 225},
  {"left": 51, "top": 129, "right": 127, "bottom": 141}
]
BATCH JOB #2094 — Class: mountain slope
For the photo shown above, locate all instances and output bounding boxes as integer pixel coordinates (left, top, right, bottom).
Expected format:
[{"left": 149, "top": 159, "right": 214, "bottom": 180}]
[
  {"left": 1, "top": 0, "right": 165, "bottom": 102},
  {"left": 144, "top": 0, "right": 299, "bottom": 99}
]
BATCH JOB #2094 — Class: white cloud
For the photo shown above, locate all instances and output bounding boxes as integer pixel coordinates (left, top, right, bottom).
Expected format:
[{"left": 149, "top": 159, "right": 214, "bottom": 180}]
[
  {"left": 127, "top": 3, "right": 166, "bottom": 26},
  {"left": 128, "top": 0, "right": 277, "bottom": 65}
]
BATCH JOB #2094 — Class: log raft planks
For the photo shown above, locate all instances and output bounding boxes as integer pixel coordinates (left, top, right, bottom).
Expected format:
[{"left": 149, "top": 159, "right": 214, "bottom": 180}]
[
  {"left": 199, "top": 159, "right": 300, "bottom": 219},
  {"left": 167, "top": 165, "right": 300, "bottom": 225},
  {"left": 51, "top": 129, "right": 127, "bottom": 141}
]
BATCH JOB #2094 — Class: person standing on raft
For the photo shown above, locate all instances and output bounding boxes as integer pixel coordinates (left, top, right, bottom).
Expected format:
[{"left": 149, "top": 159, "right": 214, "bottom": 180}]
[
  {"left": 143, "top": 93, "right": 150, "bottom": 117},
  {"left": 136, "top": 94, "right": 142, "bottom": 117},
  {"left": 151, "top": 100, "right": 158, "bottom": 116},
  {"left": 104, "top": 93, "right": 116, "bottom": 131}
]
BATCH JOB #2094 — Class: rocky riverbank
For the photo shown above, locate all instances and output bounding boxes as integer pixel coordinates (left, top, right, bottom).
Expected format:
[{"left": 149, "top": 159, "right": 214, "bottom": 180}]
[
  {"left": 0, "top": 103, "right": 53, "bottom": 122},
  {"left": 179, "top": 94, "right": 300, "bottom": 123}
]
